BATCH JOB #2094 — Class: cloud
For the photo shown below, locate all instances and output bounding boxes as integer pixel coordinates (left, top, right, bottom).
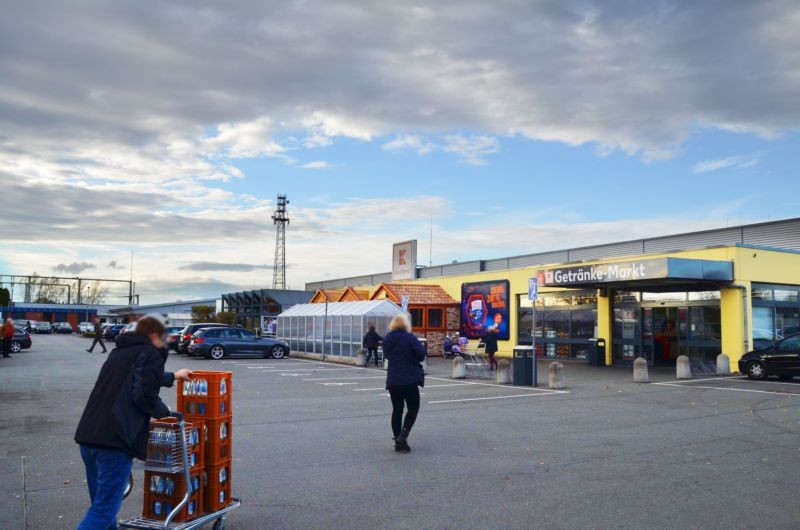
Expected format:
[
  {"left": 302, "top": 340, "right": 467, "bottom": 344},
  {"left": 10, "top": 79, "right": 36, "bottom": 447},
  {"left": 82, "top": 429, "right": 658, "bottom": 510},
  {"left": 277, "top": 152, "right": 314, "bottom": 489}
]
[
  {"left": 179, "top": 262, "right": 272, "bottom": 272},
  {"left": 382, "top": 135, "right": 436, "bottom": 155},
  {"left": 442, "top": 135, "right": 500, "bottom": 165},
  {"left": 108, "top": 260, "right": 125, "bottom": 269},
  {"left": 53, "top": 262, "right": 95, "bottom": 274},
  {"left": 299, "top": 161, "right": 335, "bottom": 170},
  {"left": 692, "top": 154, "right": 761, "bottom": 174}
]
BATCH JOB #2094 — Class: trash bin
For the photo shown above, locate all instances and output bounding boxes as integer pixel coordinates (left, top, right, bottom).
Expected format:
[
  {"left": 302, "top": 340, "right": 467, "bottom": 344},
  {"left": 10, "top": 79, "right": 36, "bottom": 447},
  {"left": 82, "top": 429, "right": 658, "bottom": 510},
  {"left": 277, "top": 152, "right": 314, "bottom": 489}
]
[
  {"left": 587, "top": 338, "right": 606, "bottom": 366},
  {"left": 418, "top": 338, "right": 428, "bottom": 354},
  {"left": 513, "top": 346, "right": 534, "bottom": 386}
]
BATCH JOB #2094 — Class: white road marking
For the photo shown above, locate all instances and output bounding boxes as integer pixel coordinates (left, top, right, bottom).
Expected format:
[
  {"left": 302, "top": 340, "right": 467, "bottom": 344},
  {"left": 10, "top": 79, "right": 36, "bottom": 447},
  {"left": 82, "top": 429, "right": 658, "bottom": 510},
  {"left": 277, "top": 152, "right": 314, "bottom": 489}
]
[
  {"left": 426, "top": 375, "right": 566, "bottom": 393},
  {"left": 655, "top": 376, "right": 742, "bottom": 384},
  {"left": 428, "top": 392, "right": 567, "bottom": 404},
  {"left": 321, "top": 382, "right": 359, "bottom": 386},
  {"left": 279, "top": 373, "right": 310, "bottom": 377},
  {"left": 246, "top": 367, "right": 352, "bottom": 372},
  {"left": 353, "top": 383, "right": 468, "bottom": 391},
  {"left": 654, "top": 382, "right": 800, "bottom": 396},
  {"left": 303, "top": 375, "right": 386, "bottom": 381}
]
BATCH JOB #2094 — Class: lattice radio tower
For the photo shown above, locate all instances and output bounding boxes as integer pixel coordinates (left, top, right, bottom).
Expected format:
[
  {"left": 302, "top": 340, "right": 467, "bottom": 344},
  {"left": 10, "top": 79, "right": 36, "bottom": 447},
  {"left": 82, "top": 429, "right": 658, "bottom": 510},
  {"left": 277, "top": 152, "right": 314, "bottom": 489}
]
[{"left": 271, "top": 194, "right": 290, "bottom": 289}]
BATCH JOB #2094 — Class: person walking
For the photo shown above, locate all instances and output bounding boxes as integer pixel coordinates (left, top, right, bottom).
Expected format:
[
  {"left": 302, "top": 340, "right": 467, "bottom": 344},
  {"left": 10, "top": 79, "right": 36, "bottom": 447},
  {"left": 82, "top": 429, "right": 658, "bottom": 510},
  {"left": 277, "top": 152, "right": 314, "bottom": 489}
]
[
  {"left": 484, "top": 325, "right": 499, "bottom": 371},
  {"left": 2, "top": 318, "right": 14, "bottom": 358},
  {"left": 383, "top": 313, "right": 426, "bottom": 453},
  {"left": 362, "top": 324, "right": 382, "bottom": 367},
  {"left": 86, "top": 315, "right": 107, "bottom": 353},
  {"left": 74, "top": 316, "right": 192, "bottom": 530}
]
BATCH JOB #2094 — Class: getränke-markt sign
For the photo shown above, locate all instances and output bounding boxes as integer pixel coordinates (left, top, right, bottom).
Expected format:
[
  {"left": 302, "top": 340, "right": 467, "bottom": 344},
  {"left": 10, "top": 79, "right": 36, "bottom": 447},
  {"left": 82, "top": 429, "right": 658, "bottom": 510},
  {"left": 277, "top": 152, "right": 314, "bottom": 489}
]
[{"left": 536, "top": 259, "right": 670, "bottom": 287}]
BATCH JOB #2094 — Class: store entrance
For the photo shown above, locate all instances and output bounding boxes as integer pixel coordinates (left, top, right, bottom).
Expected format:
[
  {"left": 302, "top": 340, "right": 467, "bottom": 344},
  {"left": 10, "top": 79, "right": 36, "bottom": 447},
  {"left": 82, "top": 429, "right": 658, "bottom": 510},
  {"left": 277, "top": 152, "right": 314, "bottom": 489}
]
[{"left": 612, "top": 290, "right": 722, "bottom": 371}]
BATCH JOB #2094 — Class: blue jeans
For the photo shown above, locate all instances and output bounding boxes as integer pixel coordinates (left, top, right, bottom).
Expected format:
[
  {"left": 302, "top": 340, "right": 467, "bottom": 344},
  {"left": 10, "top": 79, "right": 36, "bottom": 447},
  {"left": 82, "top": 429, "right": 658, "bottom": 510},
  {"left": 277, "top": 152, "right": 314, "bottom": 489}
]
[{"left": 78, "top": 444, "right": 133, "bottom": 530}]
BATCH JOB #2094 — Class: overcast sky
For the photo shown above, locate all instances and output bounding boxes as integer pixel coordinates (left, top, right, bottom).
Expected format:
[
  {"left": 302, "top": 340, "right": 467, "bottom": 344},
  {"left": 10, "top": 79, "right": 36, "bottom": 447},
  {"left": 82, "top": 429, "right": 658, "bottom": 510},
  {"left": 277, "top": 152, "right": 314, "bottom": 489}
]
[{"left": 1, "top": 1, "right": 798, "bottom": 303}]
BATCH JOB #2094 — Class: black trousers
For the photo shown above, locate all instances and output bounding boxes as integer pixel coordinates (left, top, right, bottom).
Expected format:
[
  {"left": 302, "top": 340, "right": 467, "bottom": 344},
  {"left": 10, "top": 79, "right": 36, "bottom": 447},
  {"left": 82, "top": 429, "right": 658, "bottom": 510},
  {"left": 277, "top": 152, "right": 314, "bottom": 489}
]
[
  {"left": 2, "top": 337, "right": 10, "bottom": 357},
  {"left": 366, "top": 348, "right": 379, "bottom": 365},
  {"left": 388, "top": 384, "right": 420, "bottom": 438},
  {"left": 89, "top": 336, "right": 107, "bottom": 352}
]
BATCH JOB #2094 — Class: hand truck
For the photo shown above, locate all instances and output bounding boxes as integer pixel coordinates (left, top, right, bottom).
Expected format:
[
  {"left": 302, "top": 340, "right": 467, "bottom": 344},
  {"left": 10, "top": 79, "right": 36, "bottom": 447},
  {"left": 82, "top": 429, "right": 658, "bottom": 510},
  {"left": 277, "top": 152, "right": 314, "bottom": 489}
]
[{"left": 119, "top": 412, "right": 241, "bottom": 530}]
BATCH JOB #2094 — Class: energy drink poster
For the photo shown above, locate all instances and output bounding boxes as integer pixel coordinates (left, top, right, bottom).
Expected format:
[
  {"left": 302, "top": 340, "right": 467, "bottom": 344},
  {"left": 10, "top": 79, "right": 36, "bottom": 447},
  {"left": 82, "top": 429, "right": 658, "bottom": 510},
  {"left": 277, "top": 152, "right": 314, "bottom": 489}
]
[{"left": 460, "top": 280, "right": 510, "bottom": 340}]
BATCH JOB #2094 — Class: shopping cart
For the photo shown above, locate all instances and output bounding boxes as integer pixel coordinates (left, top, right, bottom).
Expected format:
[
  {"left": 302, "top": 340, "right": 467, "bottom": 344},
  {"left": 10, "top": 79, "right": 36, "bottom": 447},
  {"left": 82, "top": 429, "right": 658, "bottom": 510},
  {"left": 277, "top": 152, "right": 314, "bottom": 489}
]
[
  {"left": 464, "top": 341, "right": 492, "bottom": 379},
  {"left": 119, "top": 412, "right": 241, "bottom": 530}
]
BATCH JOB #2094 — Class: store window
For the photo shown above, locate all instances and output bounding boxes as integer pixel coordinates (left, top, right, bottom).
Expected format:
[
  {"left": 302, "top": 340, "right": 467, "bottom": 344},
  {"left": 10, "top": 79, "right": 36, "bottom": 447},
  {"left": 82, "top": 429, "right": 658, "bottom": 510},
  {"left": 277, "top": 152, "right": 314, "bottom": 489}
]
[
  {"left": 516, "top": 290, "right": 598, "bottom": 360},
  {"left": 410, "top": 308, "right": 424, "bottom": 329},
  {"left": 427, "top": 308, "right": 444, "bottom": 329}
]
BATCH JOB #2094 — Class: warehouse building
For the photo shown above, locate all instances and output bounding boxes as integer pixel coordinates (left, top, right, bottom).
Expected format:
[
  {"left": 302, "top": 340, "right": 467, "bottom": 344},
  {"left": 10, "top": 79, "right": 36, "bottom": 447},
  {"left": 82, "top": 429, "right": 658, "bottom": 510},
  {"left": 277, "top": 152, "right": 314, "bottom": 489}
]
[{"left": 306, "top": 217, "right": 800, "bottom": 372}]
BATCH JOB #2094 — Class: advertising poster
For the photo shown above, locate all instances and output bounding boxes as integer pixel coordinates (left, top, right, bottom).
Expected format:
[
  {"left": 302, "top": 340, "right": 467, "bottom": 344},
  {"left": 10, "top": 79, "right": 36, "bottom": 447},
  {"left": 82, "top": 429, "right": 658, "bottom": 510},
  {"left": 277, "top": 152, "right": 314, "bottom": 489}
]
[{"left": 460, "top": 280, "right": 510, "bottom": 340}]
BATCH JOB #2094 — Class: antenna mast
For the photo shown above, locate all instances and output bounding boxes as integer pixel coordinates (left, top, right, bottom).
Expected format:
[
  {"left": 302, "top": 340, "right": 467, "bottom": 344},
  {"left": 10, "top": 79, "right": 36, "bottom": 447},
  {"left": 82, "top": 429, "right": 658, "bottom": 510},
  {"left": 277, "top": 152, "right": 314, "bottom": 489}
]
[{"left": 271, "top": 194, "right": 290, "bottom": 289}]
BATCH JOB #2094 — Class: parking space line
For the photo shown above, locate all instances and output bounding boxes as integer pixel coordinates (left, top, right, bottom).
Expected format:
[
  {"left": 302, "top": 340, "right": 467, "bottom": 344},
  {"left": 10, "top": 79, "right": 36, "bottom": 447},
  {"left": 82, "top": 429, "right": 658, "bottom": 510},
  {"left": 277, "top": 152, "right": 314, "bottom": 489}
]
[
  {"left": 353, "top": 383, "right": 468, "bottom": 391},
  {"left": 246, "top": 367, "right": 355, "bottom": 372},
  {"left": 426, "top": 375, "right": 566, "bottom": 393},
  {"left": 302, "top": 375, "right": 387, "bottom": 381},
  {"left": 428, "top": 392, "right": 567, "bottom": 404},
  {"left": 653, "top": 382, "right": 800, "bottom": 396},
  {"left": 655, "top": 376, "right": 742, "bottom": 384}
]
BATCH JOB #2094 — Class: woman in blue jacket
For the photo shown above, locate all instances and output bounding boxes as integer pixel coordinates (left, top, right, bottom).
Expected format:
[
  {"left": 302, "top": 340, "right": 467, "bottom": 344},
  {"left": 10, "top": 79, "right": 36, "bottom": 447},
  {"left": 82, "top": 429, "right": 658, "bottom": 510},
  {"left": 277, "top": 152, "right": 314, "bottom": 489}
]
[{"left": 383, "top": 313, "right": 426, "bottom": 452}]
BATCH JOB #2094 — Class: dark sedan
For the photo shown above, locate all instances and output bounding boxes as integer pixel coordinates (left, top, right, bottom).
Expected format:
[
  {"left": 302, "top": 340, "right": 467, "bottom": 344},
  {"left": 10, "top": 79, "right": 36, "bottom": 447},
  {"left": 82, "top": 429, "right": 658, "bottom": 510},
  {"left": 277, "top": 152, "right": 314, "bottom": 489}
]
[
  {"left": 10, "top": 328, "right": 32, "bottom": 353},
  {"left": 55, "top": 322, "right": 73, "bottom": 334},
  {"left": 178, "top": 323, "right": 232, "bottom": 355},
  {"left": 165, "top": 326, "right": 184, "bottom": 353},
  {"left": 739, "top": 334, "right": 800, "bottom": 380},
  {"left": 102, "top": 324, "right": 126, "bottom": 340},
  {"left": 188, "top": 327, "right": 289, "bottom": 360}
]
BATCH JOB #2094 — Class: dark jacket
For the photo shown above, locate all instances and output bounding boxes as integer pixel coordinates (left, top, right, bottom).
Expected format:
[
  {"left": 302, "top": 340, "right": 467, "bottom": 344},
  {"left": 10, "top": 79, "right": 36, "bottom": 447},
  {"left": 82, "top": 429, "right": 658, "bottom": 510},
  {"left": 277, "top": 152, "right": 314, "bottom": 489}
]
[
  {"left": 363, "top": 330, "right": 382, "bottom": 349},
  {"left": 94, "top": 321, "right": 103, "bottom": 335},
  {"left": 75, "top": 333, "right": 175, "bottom": 459},
  {"left": 483, "top": 330, "right": 499, "bottom": 354},
  {"left": 383, "top": 330, "right": 426, "bottom": 388}
]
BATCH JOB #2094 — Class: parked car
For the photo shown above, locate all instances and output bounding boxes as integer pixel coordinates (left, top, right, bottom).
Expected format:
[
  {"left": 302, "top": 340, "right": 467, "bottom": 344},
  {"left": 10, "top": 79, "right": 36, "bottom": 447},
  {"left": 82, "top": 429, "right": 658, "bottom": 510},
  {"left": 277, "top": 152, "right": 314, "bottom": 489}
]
[
  {"left": 189, "top": 327, "right": 290, "bottom": 360},
  {"left": 739, "top": 333, "right": 800, "bottom": 380},
  {"left": 79, "top": 322, "right": 94, "bottom": 333},
  {"left": 10, "top": 328, "right": 32, "bottom": 353},
  {"left": 33, "top": 321, "right": 53, "bottom": 334},
  {"left": 752, "top": 328, "right": 783, "bottom": 351},
  {"left": 13, "top": 319, "right": 30, "bottom": 330},
  {"left": 118, "top": 322, "right": 137, "bottom": 336},
  {"left": 178, "top": 323, "right": 232, "bottom": 355},
  {"left": 165, "top": 326, "right": 184, "bottom": 353},
  {"left": 102, "top": 324, "right": 126, "bottom": 340},
  {"left": 55, "top": 322, "right": 73, "bottom": 334}
]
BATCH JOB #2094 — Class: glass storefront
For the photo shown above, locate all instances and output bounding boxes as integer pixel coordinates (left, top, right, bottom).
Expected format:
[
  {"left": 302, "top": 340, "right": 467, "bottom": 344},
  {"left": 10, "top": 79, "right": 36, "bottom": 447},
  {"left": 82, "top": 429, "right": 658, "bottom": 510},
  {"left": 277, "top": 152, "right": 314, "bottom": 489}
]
[
  {"left": 517, "top": 290, "right": 597, "bottom": 360},
  {"left": 752, "top": 283, "right": 800, "bottom": 349},
  {"left": 612, "top": 290, "right": 721, "bottom": 368}
]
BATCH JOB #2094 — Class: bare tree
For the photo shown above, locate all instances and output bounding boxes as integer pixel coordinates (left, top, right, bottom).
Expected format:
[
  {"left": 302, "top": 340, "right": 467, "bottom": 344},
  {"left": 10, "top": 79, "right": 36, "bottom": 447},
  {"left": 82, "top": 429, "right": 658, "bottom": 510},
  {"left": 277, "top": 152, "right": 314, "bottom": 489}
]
[
  {"left": 84, "top": 280, "right": 110, "bottom": 306},
  {"left": 31, "top": 273, "right": 68, "bottom": 303}
]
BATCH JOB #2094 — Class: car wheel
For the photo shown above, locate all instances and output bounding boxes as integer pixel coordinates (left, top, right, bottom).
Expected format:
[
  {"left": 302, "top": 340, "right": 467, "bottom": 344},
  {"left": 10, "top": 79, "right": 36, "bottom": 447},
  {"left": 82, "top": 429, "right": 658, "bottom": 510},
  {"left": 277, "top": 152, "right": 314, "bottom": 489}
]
[
  {"left": 10, "top": 341, "right": 21, "bottom": 353},
  {"left": 270, "top": 345, "right": 286, "bottom": 359},
  {"left": 209, "top": 345, "right": 225, "bottom": 360},
  {"left": 746, "top": 361, "right": 767, "bottom": 380}
]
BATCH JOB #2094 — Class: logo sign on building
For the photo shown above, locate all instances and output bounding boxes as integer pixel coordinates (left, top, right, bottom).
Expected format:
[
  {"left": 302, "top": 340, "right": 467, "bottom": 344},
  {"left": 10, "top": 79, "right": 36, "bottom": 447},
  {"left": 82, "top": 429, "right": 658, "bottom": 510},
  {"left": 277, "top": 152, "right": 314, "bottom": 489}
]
[
  {"left": 392, "top": 240, "right": 417, "bottom": 281},
  {"left": 536, "top": 259, "right": 672, "bottom": 287},
  {"left": 460, "top": 280, "right": 510, "bottom": 341}
]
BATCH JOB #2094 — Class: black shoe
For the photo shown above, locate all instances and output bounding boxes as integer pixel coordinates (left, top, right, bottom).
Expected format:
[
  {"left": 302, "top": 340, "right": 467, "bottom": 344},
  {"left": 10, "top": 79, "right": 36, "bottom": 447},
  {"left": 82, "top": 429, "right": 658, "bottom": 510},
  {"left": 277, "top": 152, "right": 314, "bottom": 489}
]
[
  {"left": 86, "top": 349, "right": 92, "bottom": 353},
  {"left": 395, "top": 429, "right": 411, "bottom": 452}
]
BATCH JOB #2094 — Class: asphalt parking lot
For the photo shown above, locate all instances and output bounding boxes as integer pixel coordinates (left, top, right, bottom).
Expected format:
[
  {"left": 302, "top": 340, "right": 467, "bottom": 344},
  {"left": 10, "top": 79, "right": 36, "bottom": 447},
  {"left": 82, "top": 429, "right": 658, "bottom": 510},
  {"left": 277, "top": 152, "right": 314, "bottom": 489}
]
[{"left": 2, "top": 334, "right": 800, "bottom": 529}]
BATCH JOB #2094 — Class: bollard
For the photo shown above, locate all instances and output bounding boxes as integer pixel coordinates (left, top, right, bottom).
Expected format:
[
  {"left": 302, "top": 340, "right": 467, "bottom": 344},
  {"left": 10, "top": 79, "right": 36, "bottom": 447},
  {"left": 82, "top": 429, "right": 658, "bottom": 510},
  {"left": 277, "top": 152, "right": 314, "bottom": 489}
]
[
  {"left": 633, "top": 357, "right": 649, "bottom": 383},
  {"left": 383, "top": 358, "right": 389, "bottom": 370},
  {"left": 496, "top": 359, "right": 512, "bottom": 384},
  {"left": 716, "top": 353, "right": 731, "bottom": 375},
  {"left": 421, "top": 358, "right": 428, "bottom": 373},
  {"left": 355, "top": 350, "right": 367, "bottom": 367},
  {"left": 548, "top": 362, "right": 566, "bottom": 389},
  {"left": 676, "top": 355, "right": 692, "bottom": 379},
  {"left": 452, "top": 356, "right": 466, "bottom": 379}
]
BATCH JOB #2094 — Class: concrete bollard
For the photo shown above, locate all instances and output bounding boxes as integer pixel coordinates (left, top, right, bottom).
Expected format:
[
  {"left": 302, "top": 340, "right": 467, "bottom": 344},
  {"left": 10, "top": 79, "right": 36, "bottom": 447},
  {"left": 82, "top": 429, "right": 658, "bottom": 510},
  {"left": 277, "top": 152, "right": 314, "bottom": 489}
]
[
  {"left": 633, "top": 357, "right": 649, "bottom": 383},
  {"left": 496, "top": 359, "right": 512, "bottom": 384},
  {"left": 716, "top": 353, "right": 731, "bottom": 375},
  {"left": 548, "top": 362, "right": 566, "bottom": 389},
  {"left": 383, "top": 358, "right": 389, "bottom": 370},
  {"left": 421, "top": 358, "right": 428, "bottom": 373},
  {"left": 355, "top": 350, "right": 367, "bottom": 367},
  {"left": 676, "top": 355, "right": 692, "bottom": 379},
  {"left": 452, "top": 356, "right": 466, "bottom": 379}
]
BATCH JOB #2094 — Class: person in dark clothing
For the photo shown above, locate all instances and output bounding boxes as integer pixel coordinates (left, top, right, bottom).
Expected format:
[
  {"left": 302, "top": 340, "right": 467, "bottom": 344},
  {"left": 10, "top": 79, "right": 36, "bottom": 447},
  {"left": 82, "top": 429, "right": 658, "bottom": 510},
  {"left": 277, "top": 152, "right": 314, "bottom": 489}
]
[
  {"left": 483, "top": 325, "right": 499, "bottom": 370},
  {"left": 362, "top": 325, "right": 383, "bottom": 367},
  {"left": 383, "top": 313, "right": 426, "bottom": 452},
  {"left": 87, "top": 315, "right": 107, "bottom": 353},
  {"left": 2, "top": 318, "right": 14, "bottom": 358},
  {"left": 74, "top": 316, "right": 191, "bottom": 529}
]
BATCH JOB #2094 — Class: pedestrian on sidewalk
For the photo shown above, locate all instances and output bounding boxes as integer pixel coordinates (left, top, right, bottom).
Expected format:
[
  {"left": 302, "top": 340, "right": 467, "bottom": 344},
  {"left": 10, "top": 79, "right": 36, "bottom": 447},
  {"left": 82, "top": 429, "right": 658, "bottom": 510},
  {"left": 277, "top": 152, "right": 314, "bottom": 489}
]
[
  {"left": 87, "top": 315, "right": 107, "bottom": 353},
  {"left": 362, "top": 324, "right": 382, "bottom": 367},
  {"left": 74, "top": 316, "right": 192, "bottom": 530},
  {"left": 2, "top": 318, "right": 14, "bottom": 358},
  {"left": 484, "top": 325, "right": 499, "bottom": 371},
  {"left": 383, "top": 313, "right": 426, "bottom": 453}
]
